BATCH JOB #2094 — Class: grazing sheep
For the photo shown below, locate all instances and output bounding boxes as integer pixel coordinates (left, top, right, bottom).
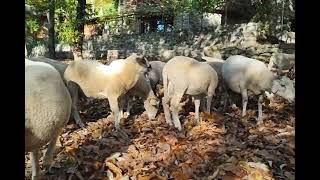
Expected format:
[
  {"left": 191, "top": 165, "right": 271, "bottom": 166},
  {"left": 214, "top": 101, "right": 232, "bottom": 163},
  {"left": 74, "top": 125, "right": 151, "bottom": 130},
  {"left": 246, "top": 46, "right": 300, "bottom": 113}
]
[
  {"left": 162, "top": 56, "right": 219, "bottom": 130},
  {"left": 268, "top": 53, "right": 295, "bottom": 73},
  {"left": 222, "top": 55, "right": 276, "bottom": 123},
  {"left": 119, "top": 60, "right": 165, "bottom": 118},
  {"left": 265, "top": 76, "right": 295, "bottom": 103},
  {"left": 25, "top": 59, "right": 72, "bottom": 180},
  {"left": 147, "top": 61, "right": 166, "bottom": 91},
  {"left": 63, "top": 54, "right": 151, "bottom": 138},
  {"left": 108, "top": 59, "right": 159, "bottom": 119},
  {"left": 29, "top": 56, "right": 84, "bottom": 127},
  {"left": 202, "top": 56, "right": 224, "bottom": 77},
  {"left": 201, "top": 57, "right": 226, "bottom": 111}
]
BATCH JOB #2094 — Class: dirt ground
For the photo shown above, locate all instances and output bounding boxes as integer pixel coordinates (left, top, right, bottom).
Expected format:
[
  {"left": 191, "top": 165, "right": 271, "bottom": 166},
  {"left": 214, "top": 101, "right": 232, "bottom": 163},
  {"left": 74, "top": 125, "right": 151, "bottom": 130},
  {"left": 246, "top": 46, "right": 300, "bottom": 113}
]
[{"left": 25, "top": 92, "right": 295, "bottom": 180}]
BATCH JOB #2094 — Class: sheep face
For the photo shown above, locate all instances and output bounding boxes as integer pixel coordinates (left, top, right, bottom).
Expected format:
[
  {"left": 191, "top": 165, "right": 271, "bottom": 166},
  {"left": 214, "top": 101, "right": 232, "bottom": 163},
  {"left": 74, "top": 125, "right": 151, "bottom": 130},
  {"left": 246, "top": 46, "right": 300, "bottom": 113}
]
[
  {"left": 271, "top": 76, "right": 295, "bottom": 103},
  {"left": 130, "top": 55, "right": 151, "bottom": 74},
  {"left": 145, "top": 97, "right": 159, "bottom": 119}
]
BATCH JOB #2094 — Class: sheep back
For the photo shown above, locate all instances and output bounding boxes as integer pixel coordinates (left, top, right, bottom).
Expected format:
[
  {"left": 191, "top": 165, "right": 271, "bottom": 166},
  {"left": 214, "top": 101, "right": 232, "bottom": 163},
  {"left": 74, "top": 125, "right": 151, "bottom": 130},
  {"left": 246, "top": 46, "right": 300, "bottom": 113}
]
[
  {"left": 222, "top": 55, "right": 275, "bottom": 95},
  {"left": 25, "top": 60, "right": 71, "bottom": 152}
]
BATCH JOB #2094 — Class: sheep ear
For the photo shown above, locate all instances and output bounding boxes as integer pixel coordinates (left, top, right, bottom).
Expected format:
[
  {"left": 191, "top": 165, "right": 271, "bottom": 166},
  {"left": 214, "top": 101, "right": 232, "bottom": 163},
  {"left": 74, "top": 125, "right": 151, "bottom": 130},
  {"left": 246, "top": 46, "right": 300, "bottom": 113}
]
[{"left": 136, "top": 55, "right": 149, "bottom": 66}]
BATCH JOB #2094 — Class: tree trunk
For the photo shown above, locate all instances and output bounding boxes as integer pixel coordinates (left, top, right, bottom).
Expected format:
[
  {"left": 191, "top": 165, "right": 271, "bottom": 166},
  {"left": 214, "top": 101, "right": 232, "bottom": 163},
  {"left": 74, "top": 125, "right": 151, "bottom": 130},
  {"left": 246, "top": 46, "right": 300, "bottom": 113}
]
[
  {"left": 118, "top": 0, "right": 122, "bottom": 13},
  {"left": 200, "top": 13, "right": 203, "bottom": 31},
  {"left": 47, "top": 0, "right": 55, "bottom": 59},
  {"left": 224, "top": 0, "right": 228, "bottom": 26},
  {"left": 75, "top": 0, "right": 86, "bottom": 59}
]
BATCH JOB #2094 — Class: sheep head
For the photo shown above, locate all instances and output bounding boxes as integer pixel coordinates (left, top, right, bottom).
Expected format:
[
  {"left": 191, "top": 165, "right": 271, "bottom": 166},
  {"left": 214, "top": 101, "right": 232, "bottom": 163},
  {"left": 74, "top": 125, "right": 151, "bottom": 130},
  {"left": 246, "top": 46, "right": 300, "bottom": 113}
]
[
  {"left": 126, "top": 54, "right": 151, "bottom": 74},
  {"left": 271, "top": 76, "right": 295, "bottom": 103},
  {"left": 144, "top": 96, "right": 159, "bottom": 119}
]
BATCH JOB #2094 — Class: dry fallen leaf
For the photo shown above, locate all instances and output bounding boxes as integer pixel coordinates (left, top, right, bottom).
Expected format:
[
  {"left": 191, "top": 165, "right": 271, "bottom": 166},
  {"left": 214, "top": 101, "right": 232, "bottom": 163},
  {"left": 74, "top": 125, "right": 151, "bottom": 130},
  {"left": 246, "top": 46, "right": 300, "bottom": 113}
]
[
  {"left": 171, "top": 171, "right": 190, "bottom": 180},
  {"left": 25, "top": 85, "right": 294, "bottom": 180}
]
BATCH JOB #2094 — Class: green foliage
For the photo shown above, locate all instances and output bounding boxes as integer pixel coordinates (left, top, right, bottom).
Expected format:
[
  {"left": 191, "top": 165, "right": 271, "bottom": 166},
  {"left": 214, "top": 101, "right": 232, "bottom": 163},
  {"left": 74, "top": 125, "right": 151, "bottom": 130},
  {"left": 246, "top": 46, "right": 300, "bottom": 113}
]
[
  {"left": 26, "top": 0, "right": 50, "bottom": 12},
  {"left": 25, "top": 36, "right": 47, "bottom": 55},
  {"left": 160, "top": 0, "right": 225, "bottom": 15},
  {"left": 100, "top": 0, "right": 118, "bottom": 16},
  {"left": 54, "top": 0, "right": 81, "bottom": 45},
  {"left": 26, "top": 19, "right": 41, "bottom": 35},
  {"left": 251, "top": 0, "right": 295, "bottom": 34},
  {"left": 188, "top": 0, "right": 225, "bottom": 13},
  {"left": 25, "top": 0, "right": 49, "bottom": 38},
  {"left": 56, "top": 20, "right": 80, "bottom": 44}
]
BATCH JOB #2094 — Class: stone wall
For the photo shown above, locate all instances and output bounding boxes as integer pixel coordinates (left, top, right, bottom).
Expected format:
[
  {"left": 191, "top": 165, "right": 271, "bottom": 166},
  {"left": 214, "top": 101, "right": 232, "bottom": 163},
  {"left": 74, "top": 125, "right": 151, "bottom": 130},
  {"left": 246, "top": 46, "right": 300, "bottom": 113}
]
[
  {"left": 27, "top": 22, "right": 295, "bottom": 62},
  {"left": 81, "top": 22, "right": 295, "bottom": 62},
  {"left": 174, "top": 12, "right": 222, "bottom": 31}
]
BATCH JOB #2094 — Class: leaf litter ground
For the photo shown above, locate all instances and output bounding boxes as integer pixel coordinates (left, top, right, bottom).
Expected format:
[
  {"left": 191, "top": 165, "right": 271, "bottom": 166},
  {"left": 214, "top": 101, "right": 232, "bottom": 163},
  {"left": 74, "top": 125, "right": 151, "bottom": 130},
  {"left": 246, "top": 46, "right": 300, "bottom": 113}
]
[{"left": 25, "top": 89, "right": 294, "bottom": 180}]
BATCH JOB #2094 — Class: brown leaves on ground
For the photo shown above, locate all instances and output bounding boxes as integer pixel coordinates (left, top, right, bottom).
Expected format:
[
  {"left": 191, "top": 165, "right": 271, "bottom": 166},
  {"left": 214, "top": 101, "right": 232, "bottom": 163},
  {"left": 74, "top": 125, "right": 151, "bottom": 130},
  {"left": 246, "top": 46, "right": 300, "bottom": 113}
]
[{"left": 25, "top": 95, "right": 295, "bottom": 180}]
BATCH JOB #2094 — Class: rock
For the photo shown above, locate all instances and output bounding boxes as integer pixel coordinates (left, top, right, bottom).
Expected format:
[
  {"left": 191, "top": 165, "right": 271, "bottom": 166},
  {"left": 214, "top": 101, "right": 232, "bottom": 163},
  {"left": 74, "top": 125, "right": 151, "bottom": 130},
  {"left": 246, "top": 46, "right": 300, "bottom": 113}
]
[
  {"left": 160, "top": 49, "right": 176, "bottom": 61},
  {"left": 107, "top": 50, "right": 119, "bottom": 61},
  {"left": 30, "top": 44, "right": 48, "bottom": 57},
  {"left": 279, "top": 31, "right": 295, "bottom": 44},
  {"left": 270, "top": 76, "right": 295, "bottom": 103},
  {"left": 190, "top": 50, "right": 202, "bottom": 60},
  {"left": 203, "top": 46, "right": 222, "bottom": 59},
  {"left": 202, "top": 13, "right": 222, "bottom": 27}
]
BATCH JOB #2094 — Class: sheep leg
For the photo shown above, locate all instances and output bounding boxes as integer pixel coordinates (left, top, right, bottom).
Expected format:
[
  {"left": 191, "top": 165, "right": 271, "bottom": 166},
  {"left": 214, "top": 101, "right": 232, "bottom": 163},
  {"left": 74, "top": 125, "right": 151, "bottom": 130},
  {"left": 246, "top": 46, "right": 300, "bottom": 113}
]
[
  {"left": 170, "top": 92, "right": 184, "bottom": 131},
  {"left": 206, "top": 95, "right": 213, "bottom": 114},
  {"left": 109, "top": 97, "right": 129, "bottom": 140},
  {"left": 257, "top": 94, "right": 264, "bottom": 124},
  {"left": 126, "top": 101, "right": 131, "bottom": 117},
  {"left": 194, "top": 97, "right": 201, "bottom": 124},
  {"left": 71, "top": 90, "right": 84, "bottom": 128},
  {"left": 241, "top": 88, "right": 248, "bottom": 117},
  {"left": 222, "top": 82, "right": 230, "bottom": 111},
  {"left": 162, "top": 96, "right": 172, "bottom": 125},
  {"left": 119, "top": 98, "right": 124, "bottom": 119},
  {"left": 200, "top": 97, "right": 206, "bottom": 112},
  {"left": 31, "top": 150, "right": 40, "bottom": 180},
  {"left": 43, "top": 132, "right": 60, "bottom": 169},
  {"left": 68, "top": 82, "right": 84, "bottom": 128}
]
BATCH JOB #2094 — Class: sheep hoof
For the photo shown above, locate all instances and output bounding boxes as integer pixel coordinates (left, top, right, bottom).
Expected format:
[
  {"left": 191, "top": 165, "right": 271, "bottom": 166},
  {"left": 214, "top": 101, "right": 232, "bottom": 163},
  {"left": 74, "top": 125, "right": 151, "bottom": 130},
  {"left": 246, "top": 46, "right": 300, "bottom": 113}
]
[
  {"left": 173, "top": 123, "right": 182, "bottom": 131},
  {"left": 256, "top": 117, "right": 264, "bottom": 125},
  {"left": 76, "top": 121, "right": 85, "bottom": 128}
]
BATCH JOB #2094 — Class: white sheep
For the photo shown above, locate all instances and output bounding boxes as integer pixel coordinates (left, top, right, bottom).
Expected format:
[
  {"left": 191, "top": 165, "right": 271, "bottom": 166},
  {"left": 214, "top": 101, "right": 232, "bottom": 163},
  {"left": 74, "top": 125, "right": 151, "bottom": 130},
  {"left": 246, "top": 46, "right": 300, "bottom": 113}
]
[
  {"left": 25, "top": 59, "right": 72, "bottom": 180},
  {"left": 162, "top": 56, "right": 219, "bottom": 130},
  {"left": 64, "top": 54, "right": 151, "bottom": 139},
  {"left": 265, "top": 76, "right": 295, "bottom": 103},
  {"left": 108, "top": 59, "right": 159, "bottom": 119},
  {"left": 202, "top": 56, "right": 224, "bottom": 77},
  {"left": 147, "top": 61, "right": 166, "bottom": 91},
  {"left": 268, "top": 53, "right": 295, "bottom": 74},
  {"left": 29, "top": 56, "right": 84, "bottom": 127},
  {"left": 221, "top": 55, "right": 276, "bottom": 123},
  {"left": 200, "top": 56, "right": 226, "bottom": 110}
]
